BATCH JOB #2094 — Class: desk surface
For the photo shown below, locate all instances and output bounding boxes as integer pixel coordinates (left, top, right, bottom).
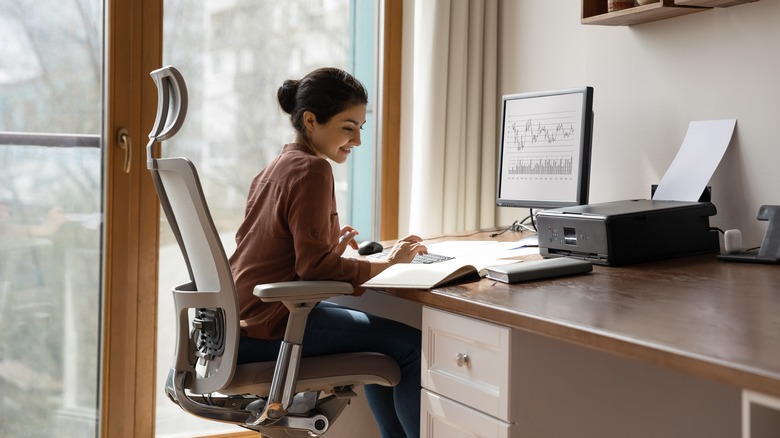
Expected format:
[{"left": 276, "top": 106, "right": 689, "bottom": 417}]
[{"left": 371, "top": 230, "right": 780, "bottom": 398}]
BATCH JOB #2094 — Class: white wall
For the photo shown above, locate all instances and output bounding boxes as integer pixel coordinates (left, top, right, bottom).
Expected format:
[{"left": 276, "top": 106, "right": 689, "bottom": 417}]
[
  {"left": 499, "top": 0, "right": 780, "bottom": 248},
  {"left": 401, "top": 0, "right": 780, "bottom": 248}
]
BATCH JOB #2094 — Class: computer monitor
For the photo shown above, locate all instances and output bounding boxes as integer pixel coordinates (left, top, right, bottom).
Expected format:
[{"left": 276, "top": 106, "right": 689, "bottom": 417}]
[{"left": 496, "top": 86, "right": 594, "bottom": 210}]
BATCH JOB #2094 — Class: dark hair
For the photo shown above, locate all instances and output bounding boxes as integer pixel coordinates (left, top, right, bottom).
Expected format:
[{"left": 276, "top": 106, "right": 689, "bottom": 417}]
[{"left": 277, "top": 67, "right": 368, "bottom": 136}]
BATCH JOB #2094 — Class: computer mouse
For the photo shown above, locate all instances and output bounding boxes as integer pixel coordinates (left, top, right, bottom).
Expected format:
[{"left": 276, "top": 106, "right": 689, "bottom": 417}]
[{"left": 358, "top": 240, "right": 383, "bottom": 256}]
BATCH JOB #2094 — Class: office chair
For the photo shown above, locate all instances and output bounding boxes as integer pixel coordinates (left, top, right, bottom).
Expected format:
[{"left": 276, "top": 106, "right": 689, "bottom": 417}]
[{"left": 147, "top": 66, "right": 401, "bottom": 437}]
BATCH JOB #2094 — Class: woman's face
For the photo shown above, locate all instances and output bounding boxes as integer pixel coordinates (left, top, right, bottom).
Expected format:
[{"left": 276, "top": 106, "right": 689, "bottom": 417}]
[{"left": 304, "top": 104, "right": 366, "bottom": 164}]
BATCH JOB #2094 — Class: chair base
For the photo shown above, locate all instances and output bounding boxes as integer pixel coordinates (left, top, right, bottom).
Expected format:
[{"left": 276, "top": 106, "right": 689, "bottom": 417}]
[
  {"left": 244, "top": 393, "right": 351, "bottom": 437},
  {"left": 166, "top": 369, "right": 352, "bottom": 437}
]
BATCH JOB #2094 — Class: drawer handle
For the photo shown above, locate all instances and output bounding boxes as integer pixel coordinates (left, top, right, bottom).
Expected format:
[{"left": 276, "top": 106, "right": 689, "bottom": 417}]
[{"left": 455, "top": 353, "right": 469, "bottom": 367}]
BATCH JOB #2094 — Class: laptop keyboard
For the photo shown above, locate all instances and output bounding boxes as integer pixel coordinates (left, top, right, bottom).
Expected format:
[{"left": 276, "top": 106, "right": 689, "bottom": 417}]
[{"left": 369, "top": 251, "right": 455, "bottom": 264}]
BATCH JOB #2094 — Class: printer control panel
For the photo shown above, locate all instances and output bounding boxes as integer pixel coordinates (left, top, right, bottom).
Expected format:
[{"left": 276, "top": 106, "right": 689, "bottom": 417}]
[{"left": 538, "top": 217, "right": 607, "bottom": 263}]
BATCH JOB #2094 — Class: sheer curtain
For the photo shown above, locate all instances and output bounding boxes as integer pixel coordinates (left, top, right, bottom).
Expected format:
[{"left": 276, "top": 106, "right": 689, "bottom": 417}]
[{"left": 406, "top": 0, "right": 498, "bottom": 236}]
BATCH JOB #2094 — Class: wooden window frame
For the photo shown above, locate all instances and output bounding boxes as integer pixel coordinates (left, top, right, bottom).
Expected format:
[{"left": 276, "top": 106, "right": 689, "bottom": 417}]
[
  {"left": 380, "top": 0, "right": 403, "bottom": 240},
  {"left": 102, "top": 0, "right": 163, "bottom": 436}
]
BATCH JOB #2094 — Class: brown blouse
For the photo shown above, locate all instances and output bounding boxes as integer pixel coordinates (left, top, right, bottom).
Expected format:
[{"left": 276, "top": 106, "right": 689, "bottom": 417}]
[{"left": 229, "top": 143, "right": 371, "bottom": 340}]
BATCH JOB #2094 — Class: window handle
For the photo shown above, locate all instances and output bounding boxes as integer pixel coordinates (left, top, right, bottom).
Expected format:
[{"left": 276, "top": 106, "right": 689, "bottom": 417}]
[{"left": 117, "top": 128, "right": 131, "bottom": 173}]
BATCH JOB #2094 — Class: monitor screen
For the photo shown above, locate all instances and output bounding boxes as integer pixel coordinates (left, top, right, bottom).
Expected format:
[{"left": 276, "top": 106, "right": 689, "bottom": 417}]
[{"left": 496, "top": 87, "right": 594, "bottom": 210}]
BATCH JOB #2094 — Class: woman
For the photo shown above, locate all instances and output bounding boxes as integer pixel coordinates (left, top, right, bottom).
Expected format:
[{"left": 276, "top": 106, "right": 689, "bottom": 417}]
[{"left": 229, "top": 67, "right": 424, "bottom": 438}]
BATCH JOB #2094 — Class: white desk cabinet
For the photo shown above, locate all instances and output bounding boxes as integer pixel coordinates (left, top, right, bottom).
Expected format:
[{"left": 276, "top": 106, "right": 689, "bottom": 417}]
[
  {"left": 743, "top": 391, "right": 780, "bottom": 438},
  {"left": 420, "top": 306, "right": 742, "bottom": 437},
  {"left": 421, "top": 307, "right": 521, "bottom": 437}
]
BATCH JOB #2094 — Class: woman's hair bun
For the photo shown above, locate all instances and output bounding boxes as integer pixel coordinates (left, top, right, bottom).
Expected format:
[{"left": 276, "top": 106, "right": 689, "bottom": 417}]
[{"left": 277, "top": 79, "right": 300, "bottom": 114}]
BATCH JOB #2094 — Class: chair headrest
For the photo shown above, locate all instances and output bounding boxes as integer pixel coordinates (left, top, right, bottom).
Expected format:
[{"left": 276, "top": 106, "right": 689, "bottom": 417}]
[{"left": 148, "top": 65, "right": 188, "bottom": 143}]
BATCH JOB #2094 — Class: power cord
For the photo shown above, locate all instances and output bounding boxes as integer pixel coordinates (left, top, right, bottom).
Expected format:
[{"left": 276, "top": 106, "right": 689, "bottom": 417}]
[
  {"left": 490, "top": 210, "right": 538, "bottom": 238},
  {"left": 709, "top": 226, "right": 760, "bottom": 252},
  {"left": 490, "top": 220, "right": 520, "bottom": 238}
]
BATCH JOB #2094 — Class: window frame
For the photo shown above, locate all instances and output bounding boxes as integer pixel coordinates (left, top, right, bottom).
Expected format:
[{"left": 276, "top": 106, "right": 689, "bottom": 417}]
[
  {"left": 379, "top": 0, "right": 402, "bottom": 240},
  {"left": 101, "top": 0, "right": 163, "bottom": 436}
]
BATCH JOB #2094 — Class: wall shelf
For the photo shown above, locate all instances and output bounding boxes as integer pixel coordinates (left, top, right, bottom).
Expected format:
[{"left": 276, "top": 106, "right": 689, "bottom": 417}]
[
  {"left": 581, "top": 0, "right": 759, "bottom": 26},
  {"left": 675, "top": 0, "right": 758, "bottom": 6}
]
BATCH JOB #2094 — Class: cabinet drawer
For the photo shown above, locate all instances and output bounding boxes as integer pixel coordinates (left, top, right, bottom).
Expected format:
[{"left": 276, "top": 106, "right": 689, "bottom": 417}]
[
  {"left": 421, "top": 389, "right": 515, "bottom": 438},
  {"left": 422, "top": 307, "right": 515, "bottom": 421}
]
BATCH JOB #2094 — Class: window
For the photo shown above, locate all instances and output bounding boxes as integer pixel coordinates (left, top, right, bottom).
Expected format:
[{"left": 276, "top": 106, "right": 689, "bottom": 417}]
[
  {"left": 156, "top": 1, "right": 379, "bottom": 435},
  {"left": 0, "top": 1, "right": 104, "bottom": 436}
]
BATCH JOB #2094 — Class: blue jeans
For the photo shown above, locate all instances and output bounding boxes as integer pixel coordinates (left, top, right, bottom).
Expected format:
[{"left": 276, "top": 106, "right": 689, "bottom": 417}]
[{"left": 238, "top": 302, "right": 421, "bottom": 438}]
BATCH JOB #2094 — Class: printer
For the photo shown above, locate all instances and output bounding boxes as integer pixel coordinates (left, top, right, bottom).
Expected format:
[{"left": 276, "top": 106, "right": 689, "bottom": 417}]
[{"left": 536, "top": 199, "right": 720, "bottom": 266}]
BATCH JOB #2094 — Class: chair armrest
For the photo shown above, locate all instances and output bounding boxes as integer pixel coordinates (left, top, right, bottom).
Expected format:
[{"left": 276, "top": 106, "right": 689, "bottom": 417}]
[
  {"left": 254, "top": 281, "right": 354, "bottom": 303},
  {"left": 250, "top": 280, "right": 357, "bottom": 424}
]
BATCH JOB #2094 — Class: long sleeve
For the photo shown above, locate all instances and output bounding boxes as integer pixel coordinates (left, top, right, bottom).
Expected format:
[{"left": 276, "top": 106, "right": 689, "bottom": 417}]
[{"left": 229, "top": 143, "right": 371, "bottom": 340}]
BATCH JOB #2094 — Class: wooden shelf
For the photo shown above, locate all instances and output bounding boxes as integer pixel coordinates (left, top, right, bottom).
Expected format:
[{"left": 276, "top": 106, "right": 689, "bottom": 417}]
[
  {"left": 675, "top": 0, "right": 758, "bottom": 6},
  {"left": 582, "top": 0, "right": 760, "bottom": 25},
  {"left": 582, "top": 0, "right": 707, "bottom": 25}
]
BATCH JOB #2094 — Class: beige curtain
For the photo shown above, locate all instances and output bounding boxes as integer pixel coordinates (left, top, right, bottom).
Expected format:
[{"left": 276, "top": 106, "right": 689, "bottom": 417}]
[{"left": 408, "top": 0, "right": 498, "bottom": 236}]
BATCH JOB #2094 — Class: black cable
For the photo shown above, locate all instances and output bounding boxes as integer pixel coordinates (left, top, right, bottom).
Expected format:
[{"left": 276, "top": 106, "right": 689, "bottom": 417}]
[
  {"left": 708, "top": 227, "right": 763, "bottom": 252},
  {"left": 490, "top": 209, "right": 540, "bottom": 238},
  {"left": 490, "top": 220, "right": 519, "bottom": 237}
]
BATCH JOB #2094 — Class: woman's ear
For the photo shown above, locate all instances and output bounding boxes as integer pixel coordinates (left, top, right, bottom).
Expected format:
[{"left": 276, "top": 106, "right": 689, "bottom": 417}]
[{"left": 302, "top": 110, "right": 317, "bottom": 132}]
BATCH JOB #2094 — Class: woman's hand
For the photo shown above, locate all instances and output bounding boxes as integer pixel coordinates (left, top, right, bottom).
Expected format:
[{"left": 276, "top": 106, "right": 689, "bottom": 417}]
[
  {"left": 385, "top": 234, "right": 427, "bottom": 264},
  {"left": 335, "top": 225, "right": 359, "bottom": 255},
  {"left": 366, "top": 234, "right": 428, "bottom": 278}
]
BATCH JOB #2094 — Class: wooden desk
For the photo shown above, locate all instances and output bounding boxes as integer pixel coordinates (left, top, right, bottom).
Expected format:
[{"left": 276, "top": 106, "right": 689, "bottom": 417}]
[{"left": 364, "top": 230, "right": 780, "bottom": 437}]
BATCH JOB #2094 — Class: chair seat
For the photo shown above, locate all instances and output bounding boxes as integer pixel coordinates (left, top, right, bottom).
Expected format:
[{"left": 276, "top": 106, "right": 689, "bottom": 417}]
[{"left": 222, "top": 352, "right": 401, "bottom": 396}]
